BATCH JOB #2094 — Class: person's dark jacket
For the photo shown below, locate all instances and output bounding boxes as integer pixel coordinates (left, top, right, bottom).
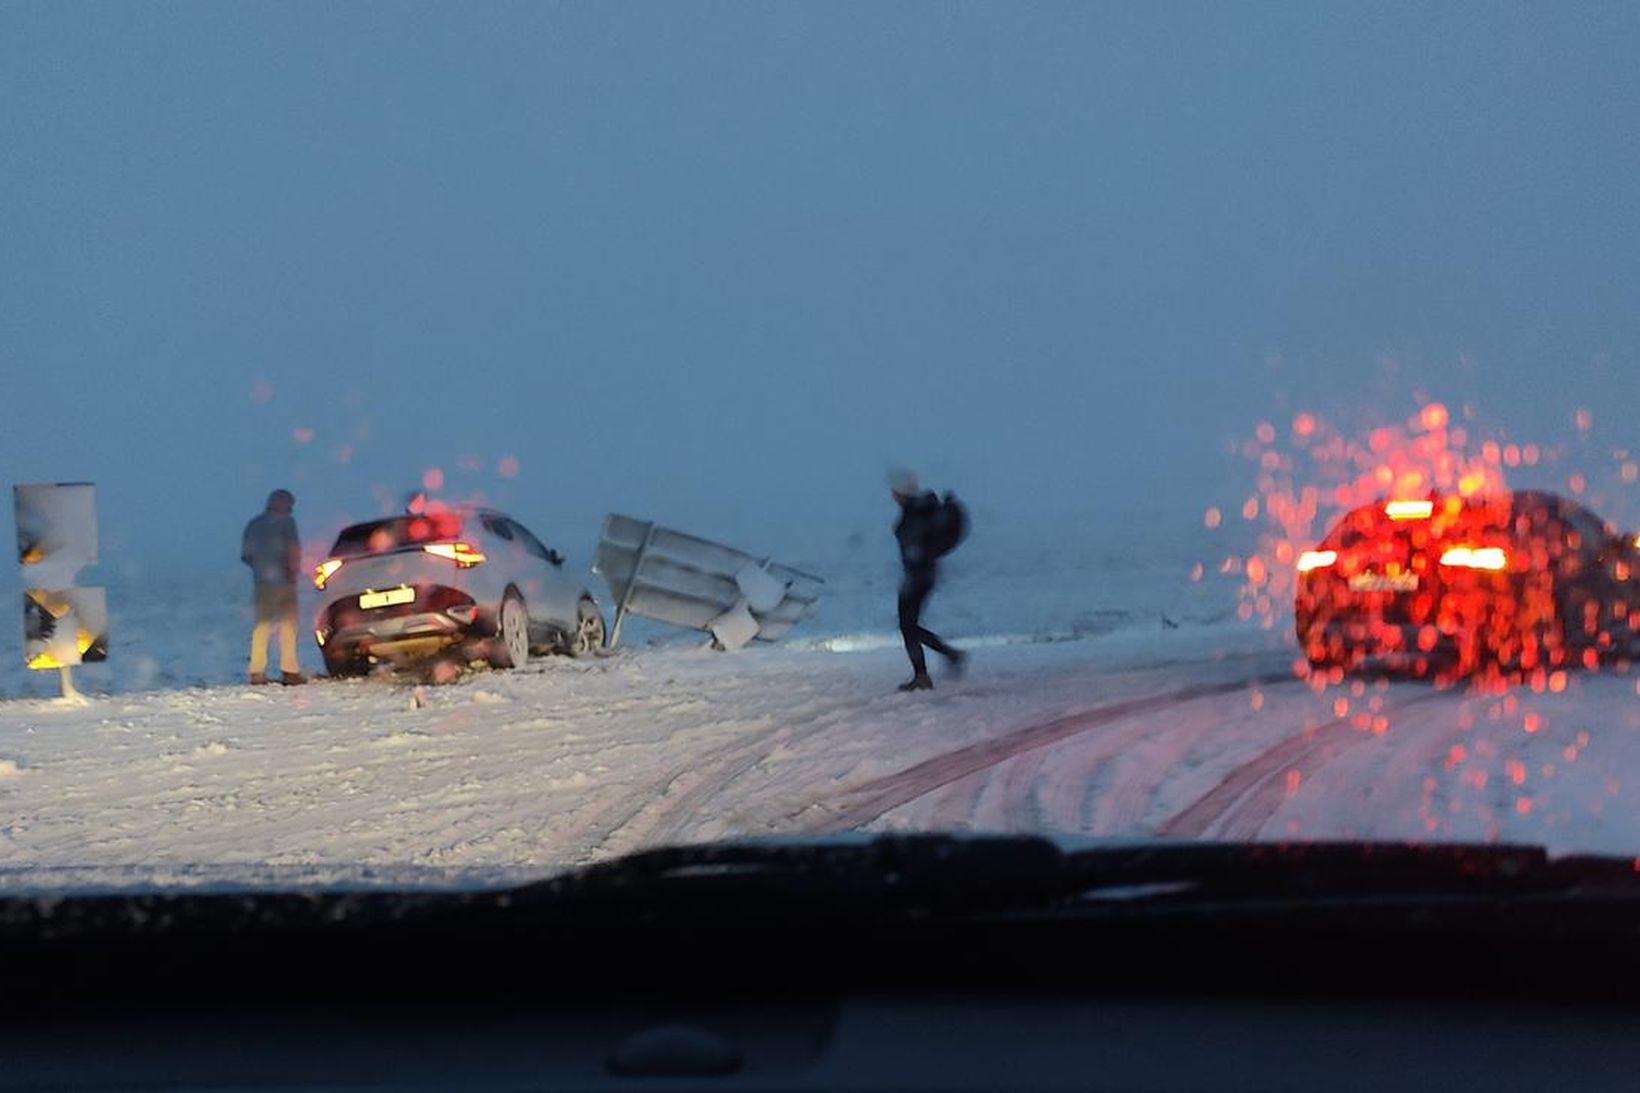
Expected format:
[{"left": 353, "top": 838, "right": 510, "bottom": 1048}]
[
  {"left": 895, "top": 491, "right": 945, "bottom": 573},
  {"left": 242, "top": 512, "right": 300, "bottom": 586}
]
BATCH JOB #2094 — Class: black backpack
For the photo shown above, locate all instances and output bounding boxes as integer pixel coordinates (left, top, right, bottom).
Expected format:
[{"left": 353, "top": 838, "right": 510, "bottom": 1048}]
[{"left": 930, "top": 492, "right": 970, "bottom": 558}]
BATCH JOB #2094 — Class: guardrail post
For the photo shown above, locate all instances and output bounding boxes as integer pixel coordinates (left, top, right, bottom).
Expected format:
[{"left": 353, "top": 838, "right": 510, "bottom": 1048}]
[{"left": 607, "top": 520, "right": 658, "bottom": 649}]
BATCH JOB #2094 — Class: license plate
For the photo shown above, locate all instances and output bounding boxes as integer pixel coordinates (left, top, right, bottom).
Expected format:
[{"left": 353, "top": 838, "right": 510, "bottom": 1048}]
[
  {"left": 1349, "top": 573, "right": 1419, "bottom": 593},
  {"left": 359, "top": 587, "right": 415, "bottom": 610}
]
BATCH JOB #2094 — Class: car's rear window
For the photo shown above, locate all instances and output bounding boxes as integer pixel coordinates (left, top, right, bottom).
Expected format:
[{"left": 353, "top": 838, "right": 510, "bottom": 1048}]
[
  {"left": 1320, "top": 499, "right": 1512, "bottom": 552},
  {"left": 330, "top": 513, "right": 465, "bottom": 558}
]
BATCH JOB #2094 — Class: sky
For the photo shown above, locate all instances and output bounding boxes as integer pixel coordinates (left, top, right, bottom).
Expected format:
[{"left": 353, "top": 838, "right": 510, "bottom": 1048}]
[{"left": 3, "top": 2, "right": 1639, "bottom": 573}]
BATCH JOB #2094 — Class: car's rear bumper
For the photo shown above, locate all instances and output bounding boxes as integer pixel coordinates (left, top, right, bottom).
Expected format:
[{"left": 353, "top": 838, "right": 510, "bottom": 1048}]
[
  {"left": 316, "top": 586, "right": 486, "bottom": 664},
  {"left": 327, "top": 612, "right": 468, "bottom": 659},
  {"left": 1299, "top": 618, "right": 1461, "bottom": 665}
]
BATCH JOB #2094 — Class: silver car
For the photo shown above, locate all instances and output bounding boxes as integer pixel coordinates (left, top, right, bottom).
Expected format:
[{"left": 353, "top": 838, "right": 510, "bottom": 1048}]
[{"left": 311, "top": 506, "right": 605, "bottom": 676}]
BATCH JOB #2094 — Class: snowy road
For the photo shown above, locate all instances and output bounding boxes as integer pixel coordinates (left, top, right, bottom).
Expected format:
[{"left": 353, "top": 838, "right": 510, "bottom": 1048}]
[{"left": 3, "top": 621, "right": 1639, "bottom": 891}]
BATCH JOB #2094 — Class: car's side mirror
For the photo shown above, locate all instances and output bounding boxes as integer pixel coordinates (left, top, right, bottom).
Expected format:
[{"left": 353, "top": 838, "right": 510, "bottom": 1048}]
[
  {"left": 546, "top": 549, "right": 564, "bottom": 568},
  {"left": 1600, "top": 534, "right": 1640, "bottom": 568}
]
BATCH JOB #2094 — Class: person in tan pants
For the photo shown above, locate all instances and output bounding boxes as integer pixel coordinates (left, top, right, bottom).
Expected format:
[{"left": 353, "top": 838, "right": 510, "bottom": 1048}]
[{"left": 241, "top": 489, "right": 306, "bottom": 685}]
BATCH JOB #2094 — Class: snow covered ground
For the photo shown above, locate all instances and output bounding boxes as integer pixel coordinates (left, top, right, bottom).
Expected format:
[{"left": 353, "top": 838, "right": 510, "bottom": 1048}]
[{"left": 3, "top": 546, "right": 1640, "bottom": 892}]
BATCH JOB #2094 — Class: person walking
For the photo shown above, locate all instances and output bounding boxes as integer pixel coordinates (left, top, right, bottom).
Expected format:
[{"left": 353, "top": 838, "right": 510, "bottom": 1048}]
[
  {"left": 891, "top": 470, "right": 968, "bottom": 691},
  {"left": 242, "top": 488, "right": 306, "bottom": 685}
]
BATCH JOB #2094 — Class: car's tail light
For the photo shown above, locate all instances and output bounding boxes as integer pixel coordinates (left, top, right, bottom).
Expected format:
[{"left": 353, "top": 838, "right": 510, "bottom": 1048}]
[
  {"left": 314, "top": 558, "right": 344, "bottom": 589},
  {"left": 424, "top": 542, "right": 487, "bottom": 568},
  {"left": 1385, "top": 500, "right": 1434, "bottom": 520},
  {"left": 1296, "top": 550, "right": 1338, "bottom": 573},
  {"left": 1439, "top": 546, "right": 1508, "bottom": 571}
]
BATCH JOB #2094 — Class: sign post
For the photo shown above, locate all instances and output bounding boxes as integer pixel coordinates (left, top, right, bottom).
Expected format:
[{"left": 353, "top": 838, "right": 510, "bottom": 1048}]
[{"left": 14, "top": 483, "right": 107, "bottom": 699}]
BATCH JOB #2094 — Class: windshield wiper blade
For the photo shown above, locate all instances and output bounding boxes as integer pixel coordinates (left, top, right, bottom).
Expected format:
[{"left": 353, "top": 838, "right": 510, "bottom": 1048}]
[
  {"left": 0, "top": 837, "right": 1074, "bottom": 940},
  {"left": 499, "top": 836, "right": 1640, "bottom": 923},
  {"left": 503, "top": 837, "right": 1640, "bottom": 925},
  {"left": 1061, "top": 841, "right": 1640, "bottom": 907},
  {"left": 523, "top": 836, "right": 1640, "bottom": 916},
  {"left": 505, "top": 834, "right": 1074, "bottom": 920}
]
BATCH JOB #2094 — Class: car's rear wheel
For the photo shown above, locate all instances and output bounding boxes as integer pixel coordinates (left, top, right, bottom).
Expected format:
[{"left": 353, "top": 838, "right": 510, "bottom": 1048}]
[
  {"left": 1479, "top": 575, "right": 1564, "bottom": 677},
  {"left": 568, "top": 599, "right": 605, "bottom": 657},
  {"left": 323, "top": 650, "right": 368, "bottom": 679},
  {"left": 1297, "top": 623, "right": 1341, "bottom": 674},
  {"left": 490, "top": 592, "right": 530, "bottom": 670},
  {"left": 1556, "top": 579, "right": 1617, "bottom": 667}
]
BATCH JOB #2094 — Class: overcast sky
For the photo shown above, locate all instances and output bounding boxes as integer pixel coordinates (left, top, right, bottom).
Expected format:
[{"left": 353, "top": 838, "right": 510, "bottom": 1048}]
[{"left": 4, "top": 2, "right": 1639, "bottom": 568}]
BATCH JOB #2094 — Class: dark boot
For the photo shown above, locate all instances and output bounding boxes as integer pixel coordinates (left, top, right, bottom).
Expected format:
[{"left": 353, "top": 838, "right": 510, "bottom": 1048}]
[
  {"left": 280, "top": 671, "right": 308, "bottom": 686},
  {"left": 248, "top": 672, "right": 269, "bottom": 685},
  {"left": 897, "top": 673, "right": 934, "bottom": 692}
]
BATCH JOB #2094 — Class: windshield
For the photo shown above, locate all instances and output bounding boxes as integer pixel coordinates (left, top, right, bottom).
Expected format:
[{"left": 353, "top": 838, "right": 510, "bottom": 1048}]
[{"left": 3, "top": 4, "right": 1640, "bottom": 897}]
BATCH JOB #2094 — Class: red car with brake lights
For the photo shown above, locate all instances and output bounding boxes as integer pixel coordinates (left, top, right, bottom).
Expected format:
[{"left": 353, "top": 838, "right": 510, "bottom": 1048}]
[{"left": 1295, "top": 490, "right": 1640, "bottom": 677}]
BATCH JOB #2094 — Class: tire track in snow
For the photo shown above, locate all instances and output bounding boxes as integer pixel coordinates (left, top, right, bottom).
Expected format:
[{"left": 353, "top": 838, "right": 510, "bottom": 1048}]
[
  {"left": 1273, "top": 688, "right": 1494, "bottom": 843},
  {"left": 915, "top": 769, "right": 993, "bottom": 833},
  {"left": 1000, "top": 747, "right": 1052, "bottom": 831},
  {"left": 1156, "top": 688, "right": 1451, "bottom": 840},
  {"left": 616, "top": 717, "right": 802, "bottom": 850},
  {"left": 549, "top": 719, "right": 789, "bottom": 862},
  {"left": 576, "top": 682, "right": 919, "bottom": 860},
  {"left": 796, "top": 671, "right": 1298, "bottom": 832}
]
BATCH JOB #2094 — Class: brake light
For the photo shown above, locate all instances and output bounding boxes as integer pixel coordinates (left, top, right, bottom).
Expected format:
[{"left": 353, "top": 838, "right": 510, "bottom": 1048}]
[
  {"left": 1385, "top": 500, "right": 1434, "bottom": 520},
  {"left": 1296, "top": 550, "right": 1338, "bottom": 573},
  {"left": 314, "top": 558, "right": 344, "bottom": 589},
  {"left": 423, "top": 542, "right": 487, "bottom": 568},
  {"left": 1439, "top": 546, "right": 1508, "bottom": 571}
]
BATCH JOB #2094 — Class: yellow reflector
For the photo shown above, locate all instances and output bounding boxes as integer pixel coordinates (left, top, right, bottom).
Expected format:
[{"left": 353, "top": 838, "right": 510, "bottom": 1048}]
[
  {"left": 1385, "top": 500, "right": 1435, "bottom": 520},
  {"left": 1296, "top": 549, "right": 1338, "bottom": 573}
]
